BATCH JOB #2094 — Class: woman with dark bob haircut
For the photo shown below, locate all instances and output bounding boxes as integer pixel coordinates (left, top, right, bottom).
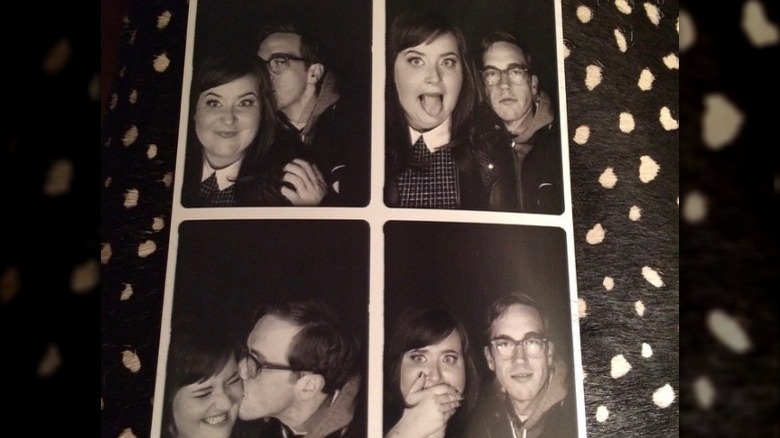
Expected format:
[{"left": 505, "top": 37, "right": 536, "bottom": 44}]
[
  {"left": 384, "top": 11, "right": 513, "bottom": 211},
  {"left": 181, "top": 50, "right": 328, "bottom": 207},
  {"left": 384, "top": 304, "right": 479, "bottom": 438}
]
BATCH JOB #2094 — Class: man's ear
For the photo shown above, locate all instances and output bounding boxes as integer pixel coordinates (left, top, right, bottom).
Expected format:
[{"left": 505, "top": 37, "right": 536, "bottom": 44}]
[
  {"left": 531, "top": 74, "right": 539, "bottom": 97},
  {"left": 484, "top": 346, "right": 496, "bottom": 371},
  {"left": 307, "top": 63, "right": 325, "bottom": 84},
  {"left": 546, "top": 340, "right": 555, "bottom": 367},
  {"left": 295, "top": 373, "right": 326, "bottom": 400}
]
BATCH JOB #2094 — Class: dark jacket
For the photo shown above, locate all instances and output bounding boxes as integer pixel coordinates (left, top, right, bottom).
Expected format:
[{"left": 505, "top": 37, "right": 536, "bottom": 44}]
[
  {"left": 277, "top": 71, "right": 370, "bottom": 207},
  {"left": 472, "top": 92, "right": 564, "bottom": 214},
  {"left": 466, "top": 358, "right": 578, "bottom": 438}
]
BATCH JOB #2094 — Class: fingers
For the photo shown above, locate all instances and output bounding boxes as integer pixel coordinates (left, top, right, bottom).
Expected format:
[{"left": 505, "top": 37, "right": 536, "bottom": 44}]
[
  {"left": 409, "top": 372, "right": 427, "bottom": 393},
  {"left": 283, "top": 159, "right": 326, "bottom": 191},
  {"left": 281, "top": 158, "right": 327, "bottom": 206}
]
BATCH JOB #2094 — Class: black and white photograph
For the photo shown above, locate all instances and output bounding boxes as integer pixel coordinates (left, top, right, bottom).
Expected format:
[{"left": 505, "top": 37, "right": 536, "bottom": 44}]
[
  {"left": 179, "top": 0, "right": 372, "bottom": 208},
  {"left": 102, "top": 0, "right": 683, "bottom": 436},
  {"left": 384, "top": 221, "right": 579, "bottom": 437},
  {"left": 383, "top": 0, "right": 565, "bottom": 214},
  {"left": 155, "top": 220, "right": 370, "bottom": 438}
]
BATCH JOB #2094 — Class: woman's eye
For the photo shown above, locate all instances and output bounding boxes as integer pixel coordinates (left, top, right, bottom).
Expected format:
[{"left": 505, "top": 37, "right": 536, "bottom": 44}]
[
  {"left": 193, "top": 389, "right": 212, "bottom": 399},
  {"left": 442, "top": 354, "right": 460, "bottom": 365},
  {"left": 441, "top": 57, "right": 458, "bottom": 68},
  {"left": 409, "top": 353, "right": 427, "bottom": 363},
  {"left": 238, "top": 98, "right": 257, "bottom": 107},
  {"left": 407, "top": 56, "right": 424, "bottom": 67},
  {"left": 226, "top": 375, "right": 242, "bottom": 386},
  {"left": 205, "top": 99, "right": 222, "bottom": 108}
]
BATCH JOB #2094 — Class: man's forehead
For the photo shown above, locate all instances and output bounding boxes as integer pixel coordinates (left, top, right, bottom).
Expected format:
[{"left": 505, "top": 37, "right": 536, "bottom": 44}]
[
  {"left": 247, "top": 314, "right": 302, "bottom": 354},
  {"left": 259, "top": 32, "right": 302, "bottom": 55},
  {"left": 491, "top": 303, "right": 544, "bottom": 335},
  {"left": 483, "top": 41, "right": 528, "bottom": 66}
]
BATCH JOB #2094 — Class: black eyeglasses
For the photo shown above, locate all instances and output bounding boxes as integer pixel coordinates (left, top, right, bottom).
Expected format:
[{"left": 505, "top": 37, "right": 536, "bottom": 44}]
[
  {"left": 481, "top": 65, "right": 531, "bottom": 86},
  {"left": 490, "top": 336, "right": 548, "bottom": 359},
  {"left": 260, "top": 54, "right": 311, "bottom": 74},
  {"left": 242, "top": 354, "right": 311, "bottom": 379}
]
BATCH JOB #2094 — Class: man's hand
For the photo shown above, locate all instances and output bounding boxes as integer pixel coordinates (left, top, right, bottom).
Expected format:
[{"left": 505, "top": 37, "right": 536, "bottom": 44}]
[{"left": 281, "top": 158, "right": 327, "bottom": 206}]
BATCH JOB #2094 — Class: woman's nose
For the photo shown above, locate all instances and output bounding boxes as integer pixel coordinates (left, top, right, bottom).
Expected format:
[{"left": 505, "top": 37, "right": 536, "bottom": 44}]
[
  {"left": 425, "top": 66, "right": 442, "bottom": 85},
  {"left": 221, "top": 107, "right": 237, "bottom": 124},
  {"left": 426, "top": 365, "right": 441, "bottom": 382},
  {"left": 213, "top": 388, "right": 233, "bottom": 410}
]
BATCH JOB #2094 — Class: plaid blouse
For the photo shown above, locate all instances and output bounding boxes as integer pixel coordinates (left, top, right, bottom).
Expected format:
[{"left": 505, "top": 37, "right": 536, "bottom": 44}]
[{"left": 396, "top": 136, "right": 458, "bottom": 208}]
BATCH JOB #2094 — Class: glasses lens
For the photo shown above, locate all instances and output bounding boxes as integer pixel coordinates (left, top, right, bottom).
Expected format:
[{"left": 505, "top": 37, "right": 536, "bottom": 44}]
[
  {"left": 525, "top": 338, "right": 544, "bottom": 357},
  {"left": 508, "top": 68, "right": 527, "bottom": 84},
  {"left": 483, "top": 70, "right": 499, "bottom": 85},
  {"left": 245, "top": 355, "right": 260, "bottom": 378},
  {"left": 268, "top": 57, "right": 289, "bottom": 74},
  {"left": 493, "top": 339, "right": 514, "bottom": 357}
]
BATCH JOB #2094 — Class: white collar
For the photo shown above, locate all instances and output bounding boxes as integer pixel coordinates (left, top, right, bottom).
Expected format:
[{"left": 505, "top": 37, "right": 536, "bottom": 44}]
[
  {"left": 202, "top": 158, "right": 243, "bottom": 191},
  {"left": 409, "top": 117, "right": 452, "bottom": 152}
]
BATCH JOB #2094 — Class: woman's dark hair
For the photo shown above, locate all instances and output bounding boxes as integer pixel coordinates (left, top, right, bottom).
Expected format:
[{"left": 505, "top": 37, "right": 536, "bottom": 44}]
[
  {"left": 384, "top": 12, "right": 478, "bottom": 176},
  {"left": 384, "top": 304, "right": 479, "bottom": 436},
  {"left": 181, "top": 51, "right": 278, "bottom": 206},
  {"left": 162, "top": 322, "right": 242, "bottom": 437}
]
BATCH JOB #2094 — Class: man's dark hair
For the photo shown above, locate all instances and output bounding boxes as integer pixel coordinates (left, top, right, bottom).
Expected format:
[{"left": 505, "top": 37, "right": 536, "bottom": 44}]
[
  {"left": 484, "top": 292, "right": 551, "bottom": 345},
  {"left": 479, "top": 31, "right": 533, "bottom": 71},
  {"left": 260, "top": 298, "right": 360, "bottom": 395},
  {"left": 257, "top": 22, "right": 328, "bottom": 71}
]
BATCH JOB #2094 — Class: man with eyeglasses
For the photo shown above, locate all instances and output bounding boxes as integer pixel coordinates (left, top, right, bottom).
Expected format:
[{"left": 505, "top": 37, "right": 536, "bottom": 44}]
[
  {"left": 466, "top": 292, "right": 576, "bottom": 437},
  {"left": 473, "top": 31, "right": 564, "bottom": 214},
  {"left": 235, "top": 298, "right": 364, "bottom": 438},
  {"left": 257, "top": 21, "right": 368, "bottom": 206}
]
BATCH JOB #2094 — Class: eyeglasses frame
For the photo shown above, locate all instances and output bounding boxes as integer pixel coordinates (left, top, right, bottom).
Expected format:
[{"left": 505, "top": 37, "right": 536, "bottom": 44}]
[
  {"left": 480, "top": 64, "right": 531, "bottom": 86},
  {"left": 260, "top": 54, "right": 312, "bottom": 75},
  {"left": 489, "top": 336, "right": 549, "bottom": 358},
  {"left": 242, "top": 353, "right": 311, "bottom": 379}
]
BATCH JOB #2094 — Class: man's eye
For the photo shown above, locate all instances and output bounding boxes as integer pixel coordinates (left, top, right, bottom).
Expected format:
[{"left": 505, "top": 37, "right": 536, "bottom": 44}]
[
  {"left": 272, "top": 58, "right": 287, "bottom": 67},
  {"left": 483, "top": 70, "right": 498, "bottom": 79},
  {"left": 495, "top": 340, "right": 511, "bottom": 349}
]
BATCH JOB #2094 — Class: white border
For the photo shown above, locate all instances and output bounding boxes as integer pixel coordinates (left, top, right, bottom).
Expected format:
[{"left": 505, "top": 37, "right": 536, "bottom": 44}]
[{"left": 150, "top": 0, "right": 586, "bottom": 436}]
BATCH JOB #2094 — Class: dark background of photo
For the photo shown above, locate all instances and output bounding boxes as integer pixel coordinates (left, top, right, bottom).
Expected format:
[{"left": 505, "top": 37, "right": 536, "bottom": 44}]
[
  {"left": 171, "top": 220, "right": 370, "bottom": 350},
  {"left": 387, "top": 0, "right": 559, "bottom": 110},
  {"left": 384, "top": 221, "right": 573, "bottom": 382},
  {"left": 188, "top": 0, "right": 374, "bottom": 207},
  {"left": 192, "top": 0, "right": 373, "bottom": 125}
]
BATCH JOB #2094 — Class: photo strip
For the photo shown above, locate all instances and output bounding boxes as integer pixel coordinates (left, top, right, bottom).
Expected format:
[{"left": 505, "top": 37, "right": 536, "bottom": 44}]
[{"left": 152, "top": 0, "right": 585, "bottom": 437}]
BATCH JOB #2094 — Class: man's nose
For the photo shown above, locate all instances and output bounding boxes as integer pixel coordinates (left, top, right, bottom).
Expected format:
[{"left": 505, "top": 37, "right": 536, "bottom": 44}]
[{"left": 498, "top": 70, "right": 513, "bottom": 88}]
